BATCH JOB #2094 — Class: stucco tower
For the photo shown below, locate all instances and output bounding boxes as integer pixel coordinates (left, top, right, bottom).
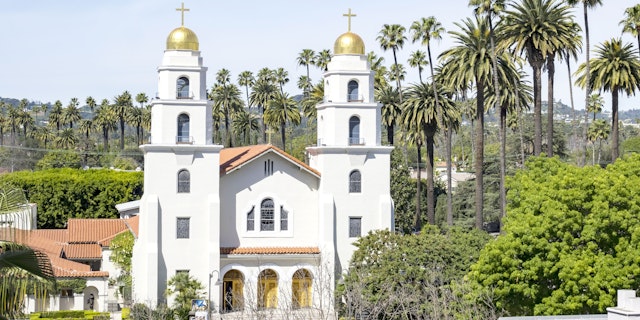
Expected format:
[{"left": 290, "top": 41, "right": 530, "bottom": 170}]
[
  {"left": 131, "top": 5, "right": 222, "bottom": 306},
  {"left": 307, "top": 9, "right": 394, "bottom": 273}
]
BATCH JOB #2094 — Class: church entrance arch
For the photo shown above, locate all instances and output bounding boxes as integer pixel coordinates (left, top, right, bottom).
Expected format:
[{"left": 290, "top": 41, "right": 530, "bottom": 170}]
[
  {"left": 257, "top": 269, "right": 278, "bottom": 309},
  {"left": 292, "top": 269, "right": 312, "bottom": 308},
  {"left": 222, "top": 270, "right": 244, "bottom": 312},
  {"left": 83, "top": 286, "right": 99, "bottom": 311}
]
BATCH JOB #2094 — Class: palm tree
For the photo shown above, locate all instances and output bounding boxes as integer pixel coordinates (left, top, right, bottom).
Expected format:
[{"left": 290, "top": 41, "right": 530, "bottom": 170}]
[
  {"left": 78, "top": 119, "right": 93, "bottom": 141},
  {"left": 576, "top": 38, "right": 640, "bottom": 161},
  {"left": 63, "top": 98, "right": 81, "bottom": 129},
  {"left": 440, "top": 17, "right": 494, "bottom": 229},
  {"left": 377, "top": 24, "right": 407, "bottom": 100},
  {"left": 113, "top": 91, "right": 133, "bottom": 150},
  {"left": 502, "top": 0, "right": 578, "bottom": 156},
  {"left": 0, "top": 185, "right": 54, "bottom": 320},
  {"left": 621, "top": 4, "right": 640, "bottom": 57},
  {"left": 232, "top": 109, "right": 259, "bottom": 145},
  {"left": 274, "top": 68, "right": 289, "bottom": 95},
  {"left": 94, "top": 100, "right": 117, "bottom": 151},
  {"left": 212, "top": 69, "right": 244, "bottom": 147},
  {"left": 407, "top": 51, "right": 428, "bottom": 84},
  {"left": 264, "top": 92, "right": 301, "bottom": 152},
  {"left": 315, "top": 49, "right": 332, "bottom": 72},
  {"left": 297, "top": 76, "right": 312, "bottom": 97},
  {"left": 250, "top": 77, "right": 278, "bottom": 143},
  {"left": 7, "top": 105, "right": 19, "bottom": 146},
  {"left": 86, "top": 96, "right": 97, "bottom": 114},
  {"left": 400, "top": 119, "right": 425, "bottom": 231},
  {"left": 297, "top": 49, "right": 315, "bottom": 97},
  {"left": 135, "top": 93, "right": 148, "bottom": 109},
  {"left": 55, "top": 128, "right": 78, "bottom": 149},
  {"left": 237, "top": 71, "right": 255, "bottom": 107},
  {"left": 376, "top": 84, "right": 402, "bottom": 145},
  {"left": 410, "top": 16, "right": 445, "bottom": 110},
  {"left": 388, "top": 63, "right": 406, "bottom": 85},
  {"left": 367, "top": 51, "right": 388, "bottom": 89},
  {"left": 567, "top": 0, "right": 603, "bottom": 164},
  {"left": 588, "top": 119, "right": 609, "bottom": 165},
  {"left": 17, "top": 110, "right": 34, "bottom": 139},
  {"left": 402, "top": 82, "right": 459, "bottom": 228},
  {"left": 301, "top": 80, "right": 324, "bottom": 122},
  {"left": 587, "top": 93, "right": 604, "bottom": 121},
  {"left": 135, "top": 92, "right": 149, "bottom": 143},
  {"left": 48, "top": 100, "right": 64, "bottom": 131},
  {"left": 126, "top": 107, "right": 144, "bottom": 145},
  {"left": 34, "top": 126, "right": 55, "bottom": 149}
]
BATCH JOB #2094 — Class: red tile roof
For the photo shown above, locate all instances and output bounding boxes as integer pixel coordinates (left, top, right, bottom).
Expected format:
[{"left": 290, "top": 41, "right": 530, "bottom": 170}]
[
  {"left": 220, "top": 247, "right": 320, "bottom": 255},
  {"left": 220, "top": 145, "right": 320, "bottom": 177},
  {"left": 125, "top": 215, "right": 139, "bottom": 238},
  {"left": 48, "top": 254, "right": 108, "bottom": 278},
  {"left": 67, "top": 219, "right": 129, "bottom": 243},
  {"left": 64, "top": 243, "right": 102, "bottom": 260}
]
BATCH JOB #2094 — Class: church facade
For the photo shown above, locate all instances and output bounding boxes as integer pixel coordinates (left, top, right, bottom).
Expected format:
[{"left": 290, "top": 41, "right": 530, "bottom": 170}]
[{"left": 131, "top": 8, "right": 393, "bottom": 317}]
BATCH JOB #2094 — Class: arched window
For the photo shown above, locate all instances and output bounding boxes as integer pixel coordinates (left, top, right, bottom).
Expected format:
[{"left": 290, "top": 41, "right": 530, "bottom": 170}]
[
  {"left": 260, "top": 199, "right": 275, "bottom": 231},
  {"left": 349, "top": 116, "right": 360, "bottom": 145},
  {"left": 223, "top": 270, "right": 245, "bottom": 312},
  {"left": 177, "top": 169, "right": 190, "bottom": 193},
  {"left": 177, "top": 77, "right": 190, "bottom": 99},
  {"left": 247, "top": 207, "right": 255, "bottom": 231},
  {"left": 349, "top": 170, "right": 361, "bottom": 193},
  {"left": 258, "top": 269, "right": 278, "bottom": 309},
  {"left": 177, "top": 113, "right": 190, "bottom": 143},
  {"left": 292, "top": 269, "right": 312, "bottom": 308},
  {"left": 347, "top": 80, "right": 359, "bottom": 101}
]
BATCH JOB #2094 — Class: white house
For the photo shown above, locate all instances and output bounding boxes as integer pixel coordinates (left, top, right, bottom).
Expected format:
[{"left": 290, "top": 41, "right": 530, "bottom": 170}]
[{"left": 130, "top": 6, "right": 393, "bottom": 318}]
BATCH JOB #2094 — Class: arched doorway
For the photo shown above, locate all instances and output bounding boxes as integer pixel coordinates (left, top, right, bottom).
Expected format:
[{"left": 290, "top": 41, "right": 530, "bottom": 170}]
[
  {"left": 222, "top": 270, "right": 244, "bottom": 312},
  {"left": 83, "top": 286, "right": 99, "bottom": 311},
  {"left": 292, "top": 269, "right": 312, "bottom": 308},
  {"left": 257, "top": 269, "right": 278, "bottom": 309}
]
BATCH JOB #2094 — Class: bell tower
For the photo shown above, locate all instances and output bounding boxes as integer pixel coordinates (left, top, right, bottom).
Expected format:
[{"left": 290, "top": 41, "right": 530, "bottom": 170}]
[
  {"left": 307, "top": 9, "right": 394, "bottom": 273},
  {"left": 132, "top": 3, "right": 222, "bottom": 307}
]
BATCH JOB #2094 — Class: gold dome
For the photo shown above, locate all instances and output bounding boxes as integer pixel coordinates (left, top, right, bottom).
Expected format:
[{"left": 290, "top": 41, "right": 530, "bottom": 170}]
[
  {"left": 166, "top": 26, "right": 199, "bottom": 51},
  {"left": 333, "top": 32, "right": 365, "bottom": 55}
]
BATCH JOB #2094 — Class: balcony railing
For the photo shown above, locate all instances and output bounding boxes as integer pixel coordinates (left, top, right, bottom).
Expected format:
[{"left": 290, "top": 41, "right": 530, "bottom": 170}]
[
  {"left": 176, "top": 136, "right": 194, "bottom": 144},
  {"left": 177, "top": 91, "right": 194, "bottom": 99},
  {"left": 347, "top": 93, "right": 363, "bottom": 102},
  {"left": 349, "top": 137, "right": 365, "bottom": 145}
]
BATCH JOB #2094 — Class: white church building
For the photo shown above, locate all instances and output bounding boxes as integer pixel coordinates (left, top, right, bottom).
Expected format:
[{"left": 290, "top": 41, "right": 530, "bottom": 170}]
[{"left": 131, "top": 6, "right": 393, "bottom": 318}]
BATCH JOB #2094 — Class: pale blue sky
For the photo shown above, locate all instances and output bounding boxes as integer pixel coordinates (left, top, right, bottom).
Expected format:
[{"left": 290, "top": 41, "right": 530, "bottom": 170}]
[{"left": 1, "top": 1, "right": 639, "bottom": 111}]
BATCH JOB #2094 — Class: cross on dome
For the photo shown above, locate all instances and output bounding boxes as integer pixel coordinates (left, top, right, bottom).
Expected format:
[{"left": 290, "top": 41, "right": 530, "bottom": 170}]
[
  {"left": 176, "top": 2, "right": 190, "bottom": 26},
  {"left": 343, "top": 8, "right": 356, "bottom": 32}
]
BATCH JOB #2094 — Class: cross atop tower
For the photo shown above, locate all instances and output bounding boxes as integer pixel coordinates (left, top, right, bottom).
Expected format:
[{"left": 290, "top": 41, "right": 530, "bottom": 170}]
[
  {"left": 342, "top": 8, "right": 356, "bottom": 32},
  {"left": 176, "top": 2, "right": 190, "bottom": 26}
]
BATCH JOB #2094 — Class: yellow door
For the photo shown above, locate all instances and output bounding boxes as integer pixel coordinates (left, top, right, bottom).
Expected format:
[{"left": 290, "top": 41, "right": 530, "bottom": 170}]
[{"left": 265, "top": 280, "right": 278, "bottom": 308}]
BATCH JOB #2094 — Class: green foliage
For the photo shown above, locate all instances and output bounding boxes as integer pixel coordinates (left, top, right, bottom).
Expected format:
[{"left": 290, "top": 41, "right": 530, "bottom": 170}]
[
  {"left": 121, "top": 308, "right": 130, "bottom": 320},
  {"left": 470, "top": 155, "right": 640, "bottom": 316},
  {"left": 110, "top": 232, "right": 134, "bottom": 273},
  {"left": 0, "top": 168, "right": 143, "bottom": 228},
  {"left": 165, "top": 272, "right": 205, "bottom": 320},
  {"left": 32, "top": 310, "right": 109, "bottom": 320},
  {"left": 35, "top": 151, "right": 82, "bottom": 170},
  {"left": 340, "top": 227, "right": 492, "bottom": 318},
  {"left": 56, "top": 278, "right": 87, "bottom": 294},
  {"left": 111, "top": 157, "right": 139, "bottom": 170}
]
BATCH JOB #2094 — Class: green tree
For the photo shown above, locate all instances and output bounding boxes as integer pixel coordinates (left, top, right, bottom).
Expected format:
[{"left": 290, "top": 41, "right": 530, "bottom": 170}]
[
  {"left": 165, "top": 272, "right": 205, "bottom": 320},
  {"left": 576, "top": 38, "right": 640, "bottom": 161},
  {"left": 297, "top": 49, "right": 315, "bottom": 97},
  {"left": 232, "top": 109, "right": 259, "bottom": 145},
  {"left": 36, "top": 151, "right": 82, "bottom": 170},
  {"left": 587, "top": 119, "right": 609, "bottom": 165},
  {"left": 211, "top": 69, "right": 244, "bottom": 148},
  {"left": 94, "top": 100, "right": 117, "bottom": 151},
  {"left": 113, "top": 91, "right": 133, "bottom": 151},
  {"left": 407, "top": 50, "right": 427, "bottom": 83},
  {"left": 274, "top": 67, "right": 289, "bottom": 95},
  {"left": 440, "top": 16, "right": 493, "bottom": 229},
  {"left": 63, "top": 98, "right": 81, "bottom": 129},
  {"left": 237, "top": 70, "right": 254, "bottom": 107},
  {"left": 376, "top": 84, "right": 402, "bottom": 145},
  {"left": 377, "top": 24, "right": 407, "bottom": 100},
  {"left": 314, "top": 49, "right": 332, "bottom": 72},
  {"left": 264, "top": 92, "right": 301, "bottom": 152},
  {"left": 469, "top": 155, "right": 640, "bottom": 315},
  {"left": 250, "top": 75, "right": 277, "bottom": 143},
  {"left": 110, "top": 231, "right": 134, "bottom": 294},
  {"left": 48, "top": 100, "right": 64, "bottom": 131},
  {"left": 620, "top": 4, "right": 640, "bottom": 57},
  {"left": 586, "top": 93, "right": 604, "bottom": 121},
  {"left": 502, "top": 0, "right": 578, "bottom": 156},
  {"left": 55, "top": 128, "right": 78, "bottom": 149},
  {"left": 86, "top": 96, "right": 97, "bottom": 114}
]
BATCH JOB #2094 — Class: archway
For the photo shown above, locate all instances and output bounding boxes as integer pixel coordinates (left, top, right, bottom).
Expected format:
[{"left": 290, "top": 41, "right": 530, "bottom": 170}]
[
  {"left": 292, "top": 269, "right": 312, "bottom": 308},
  {"left": 83, "top": 286, "right": 99, "bottom": 311},
  {"left": 222, "top": 270, "right": 244, "bottom": 312},
  {"left": 257, "top": 269, "right": 278, "bottom": 309}
]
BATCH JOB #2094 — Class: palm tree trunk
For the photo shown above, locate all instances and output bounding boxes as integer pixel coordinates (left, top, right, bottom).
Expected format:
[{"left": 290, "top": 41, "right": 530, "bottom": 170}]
[
  {"left": 387, "top": 123, "right": 395, "bottom": 146},
  {"left": 103, "top": 127, "right": 109, "bottom": 151},
  {"left": 612, "top": 89, "right": 619, "bottom": 161},
  {"left": 446, "top": 126, "right": 453, "bottom": 226},
  {"left": 392, "top": 49, "right": 403, "bottom": 103},
  {"left": 426, "top": 132, "right": 435, "bottom": 226},
  {"left": 533, "top": 64, "right": 542, "bottom": 156},
  {"left": 582, "top": 1, "right": 592, "bottom": 166},
  {"left": 474, "top": 79, "right": 485, "bottom": 230},
  {"left": 225, "top": 109, "right": 232, "bottom": 148},
  {"left": 281, "top": 122, "right": 286, "bottom": 152},
  {"left": 499, "top": 104, "right": 507, "bottom": 228},
  {"left": 119, "top": 119, "right": 125, "bottom": 150},
  {"left": 261, "top": 107, "right": 267, "bottom": 144},
  {"left": 566, "top": 52, "right": 579, "bottom": 155},
  {"left": 414, "top": 141, "right": 422, "bottom": 232},
  {"left": 547, "top": 54, "right": 555, "bottom": 156}
]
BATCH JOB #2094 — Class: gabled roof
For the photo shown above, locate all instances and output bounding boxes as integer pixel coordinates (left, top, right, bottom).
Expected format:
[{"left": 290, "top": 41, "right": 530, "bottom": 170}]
[
  {"left": 221, "top": 247, "right": 320, "bottom": 255},
  {"left": 67, "top": 219, "right": 129, "bottom": 243},
  {"left": 220, "top": 144, "right": 320, "bottom": 177},
  {"left": 64, "top": 243, "right": 102, "bottom": 260},
  {"left": 48, "top": 254, "right": 108, "bottom": 278},
  {"left": 125, "top": 215, "right": 139, "bottom": 238}
]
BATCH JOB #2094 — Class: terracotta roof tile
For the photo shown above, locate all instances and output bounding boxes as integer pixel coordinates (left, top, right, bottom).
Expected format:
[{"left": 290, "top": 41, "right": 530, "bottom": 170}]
[
  {"left": 64, "top": 243, "right": 102, "bottom": 259},
  {"left": 125, "top": 215, "right": 139, "bottom": 238},
  {"left": 32, "top": 229, "right": 68, "bottom": 243},
  {"left": 0, "top": 228, "right": 63, "bottom": 257},
  {"left": 48, "top": 254, "right": 108, "bottom": 278},
  {"left": 67, "top": 219, "right": 128, "bottom": 243},
  {"left": 220, "top": 144, "right": 320, "bottom": 177},
  {"left": 220, "top": 247, "right": 320, "bottom": 255}
]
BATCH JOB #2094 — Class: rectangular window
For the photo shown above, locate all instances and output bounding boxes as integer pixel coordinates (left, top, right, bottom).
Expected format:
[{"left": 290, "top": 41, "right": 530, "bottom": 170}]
[
  {"left": 261, "top": 209, "right": 274, "bottom": 231},
  {"left": 176, "top": 269, "right": 189, "bottom": 275},
  {"left": 349, "top": 217, "right": 361, "bottom": 238},
  {"left": 247, "top": 207, "right": 255, "bottom": 231},
  {"left": 280, "top": 206, "right": 288, "bottom": 231},
  {"left": 177, "top": 217, "right": 190, "bottom": 239}
]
